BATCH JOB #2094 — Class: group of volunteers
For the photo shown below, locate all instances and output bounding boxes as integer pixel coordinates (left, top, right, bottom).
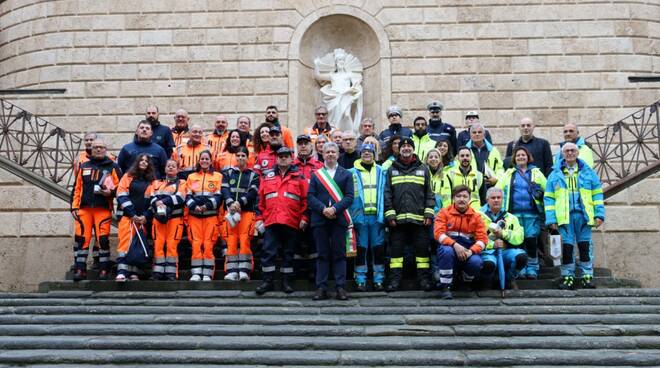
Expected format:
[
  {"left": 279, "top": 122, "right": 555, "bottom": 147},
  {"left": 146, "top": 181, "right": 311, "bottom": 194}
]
[{"left": 69, "top": 100, "right": 605, "bottom": 300}]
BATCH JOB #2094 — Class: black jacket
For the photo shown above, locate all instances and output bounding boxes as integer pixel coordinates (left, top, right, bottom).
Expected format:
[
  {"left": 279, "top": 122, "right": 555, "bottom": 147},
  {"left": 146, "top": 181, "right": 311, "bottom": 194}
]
[
  {"left": 457, "top": 129, "right": 492, "bottom": 149},
  {"left": 384, "top": 157, "right": 436, "bottom": 225},
  {"left": 427, "top": 118, "right": 457, "bottom": 154},
  {"left": 504, "top": 136, "right": 553, "bottom": 177},
  {"left": 221, "top": 167, "right": 259, "bottom": 213},
  {"left": 145, "top": 120, "right": 175, "bottom": 158},
  {"left": 307, "top": 165, "right": 354, "bottom": 228},
  {"left": 71, "top": 157, "right": 121, "bottom": 211}
]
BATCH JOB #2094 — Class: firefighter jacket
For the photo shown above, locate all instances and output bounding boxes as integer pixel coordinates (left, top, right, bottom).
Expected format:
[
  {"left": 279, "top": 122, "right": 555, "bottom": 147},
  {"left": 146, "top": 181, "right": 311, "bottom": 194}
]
[
  {"left": 221, "top": 167, "right": 259, "bottom": 213},
  {"left": 257, "top": 165, "right": 308, "bottom": 229},
  {"left": 116, "top": 174, "right": 152, "bottom": 218},
  {"left": 434, "top": 204, "right": 488, "bottom": 254},
  {"left": 172, "top": 141, "right": 211, "bottom": 179},
  {"left": 479, "top": 205, "right": 524, "bottom": 250},
  {"left": 384, "top": 156, "right": 436, "bottom": 225},
  {"left": 185, "top": 170, "right": 223, "bottom": 218},
  {"left": 544, "top": 158, "right": 605, "bottom": 227},
  {"left": 349, "top": 160, "right": 387, "bottom": 225},
  {"left": 146, "top": 177, "right": 187, "bottom": 220},
  {"left": 498, "top": 165, "right": 547, "bottom": 214},
  {"left": 71, "top": 156, "right": 121, "bottom": 211}
]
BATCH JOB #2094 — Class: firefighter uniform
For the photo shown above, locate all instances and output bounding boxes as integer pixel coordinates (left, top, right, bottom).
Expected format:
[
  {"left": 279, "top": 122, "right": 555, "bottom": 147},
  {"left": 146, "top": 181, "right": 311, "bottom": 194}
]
[
  {"left": 146, "top": 178, "right": 187, "bottom": 280},
  {"left": 221, "top": 167, "right": 259, "bottom": 278},
  {"left": 257, "top": 165, "right": 309, "bottom": 284},
  {"left": 185, "top": 169, "right": 223, "bottom": 280},
  {"left": 116, "top": 174, "right": 152, "bottom": 278},
  {"left": 71, "top": 156, "right": 121, "bottom": 279},
  {"left": 172, "top": 142, "right": 211, "bottom": 180},
  {"left": 384, "top": 156, "right": 436, "bottom": 291}
]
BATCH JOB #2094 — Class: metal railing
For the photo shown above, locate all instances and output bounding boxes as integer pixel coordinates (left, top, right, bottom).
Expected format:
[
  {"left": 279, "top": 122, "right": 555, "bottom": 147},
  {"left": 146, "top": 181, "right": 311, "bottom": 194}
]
[
  {"left": 586, "top": 100, "right": 660, "bottom": 198},
  {"left": 0, "top": 99, "right": 82, "bottom": 201}
]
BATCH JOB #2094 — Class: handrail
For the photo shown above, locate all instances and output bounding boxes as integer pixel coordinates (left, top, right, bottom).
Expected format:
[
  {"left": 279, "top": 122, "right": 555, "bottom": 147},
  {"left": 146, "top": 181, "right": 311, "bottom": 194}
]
[
  {"left": 586, "top": 100, "right": 660, "bottom": 198},
  {"left": 0, "top": 99, "right": 82, "bottom": 194}
]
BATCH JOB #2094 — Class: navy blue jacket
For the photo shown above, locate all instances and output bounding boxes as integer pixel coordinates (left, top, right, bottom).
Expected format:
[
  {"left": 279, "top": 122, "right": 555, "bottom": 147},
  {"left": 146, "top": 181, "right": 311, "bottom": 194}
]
[
  {"left": 379, "top": 124, "right": 412, "bottom": 145},
  {"left": 504, "top": 136, "right": 554, "bottom": 177},
  {"left": 144, "top": 120, "right": 175, "bottom": 158},
  {"left": 307, "top": 165, "right": 354, "bottom": 228},
  {"left": 457, "top": 129, "right": 492, "bottom": 149},
  {"left": 117, "top": 137, "right": 169, "bottom": 179},
  {"left": 427, "top": 118, "right": 457, "bottom": 154}
]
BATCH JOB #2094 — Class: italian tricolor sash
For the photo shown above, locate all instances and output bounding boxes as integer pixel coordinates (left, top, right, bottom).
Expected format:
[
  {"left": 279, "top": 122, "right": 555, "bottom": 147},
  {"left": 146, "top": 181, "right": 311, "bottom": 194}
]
[{"left": 314, "top": 168, "right": 357, "bottom": 257}]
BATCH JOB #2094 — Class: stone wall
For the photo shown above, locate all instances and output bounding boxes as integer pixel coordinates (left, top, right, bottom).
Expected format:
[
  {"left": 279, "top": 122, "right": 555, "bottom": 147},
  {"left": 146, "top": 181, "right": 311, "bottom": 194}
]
[{"left": 0, "top": 0, "right": 659, "bottom": 290}]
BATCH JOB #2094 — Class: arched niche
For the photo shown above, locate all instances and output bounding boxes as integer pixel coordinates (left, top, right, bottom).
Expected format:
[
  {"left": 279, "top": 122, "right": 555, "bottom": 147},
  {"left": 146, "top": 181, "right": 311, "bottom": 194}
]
[{"left": 288, "top": 6, "right": 391, "bottom": 135}]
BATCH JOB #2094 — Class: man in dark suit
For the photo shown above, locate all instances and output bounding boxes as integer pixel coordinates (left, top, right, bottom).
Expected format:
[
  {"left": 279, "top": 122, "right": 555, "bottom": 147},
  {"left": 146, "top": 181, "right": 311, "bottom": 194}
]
[{"left": 308, "top": 141, "right": 354, "bottom": 301}]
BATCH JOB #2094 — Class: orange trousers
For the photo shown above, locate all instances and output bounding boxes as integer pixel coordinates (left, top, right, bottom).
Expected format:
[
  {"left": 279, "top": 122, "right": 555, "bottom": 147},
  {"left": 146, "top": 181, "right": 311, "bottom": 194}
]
[
  {"left": 224, "top": 211, "right": 255, "bottom": 273},
  {"left": 152, "top": 217, "right": 184, "bottom": 277},
  {"left": 187, "top": 215, "right": 218, "bottom": 278},
  {"left": 74, "top": 208, "right": 112, "bottom": 270}
]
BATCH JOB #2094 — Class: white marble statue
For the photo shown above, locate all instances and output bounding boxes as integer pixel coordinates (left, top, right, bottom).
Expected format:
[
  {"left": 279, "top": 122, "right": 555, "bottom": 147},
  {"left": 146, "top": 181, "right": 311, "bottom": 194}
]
[{"left": 314, "top": 48, "right": 363, "bottom": 132}]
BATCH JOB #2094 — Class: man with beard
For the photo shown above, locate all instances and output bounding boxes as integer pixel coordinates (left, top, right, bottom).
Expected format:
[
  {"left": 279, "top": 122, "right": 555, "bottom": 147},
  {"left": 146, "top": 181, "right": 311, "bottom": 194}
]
[
  {"left": 142, "top": 105, "right": 175, "bottom": 158},
  {"left": 411, "top": 116, "right": 436, "bottom": 162},
  {"left": 265, "top": 106, "right": 294, "bottom": 148},
  {"left": 445, "top": 147, "right": 485, "bottom": 210},
  {"left": 384, "top": 138, "right": 436, "bottom": 292},
  {"left": 254, "top": 126, "right": 283, "bottom": 176}
]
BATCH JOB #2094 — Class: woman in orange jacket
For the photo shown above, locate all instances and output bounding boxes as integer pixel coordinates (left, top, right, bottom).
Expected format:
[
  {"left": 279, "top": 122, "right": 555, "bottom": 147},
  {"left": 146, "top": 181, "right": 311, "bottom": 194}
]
[
  {"left": 186, "top": 150, "right": 223, "bottom": 281},
  {"left": 214, "top": 129, "right": 254, "bottom": 171},
  {"left": 146, "top": 159, "right": 187, "bottom": 281},
  {"left": 116, "top": 154, "right": 156, "bottom": 282}
]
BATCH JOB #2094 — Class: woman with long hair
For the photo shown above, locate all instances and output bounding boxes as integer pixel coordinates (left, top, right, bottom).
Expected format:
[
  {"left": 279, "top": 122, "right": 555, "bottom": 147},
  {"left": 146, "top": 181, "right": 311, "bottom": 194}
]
[
  {"left": 252, "top": 122, "right": 273, "bottom": 154},
  {"left": 115, "top": 154, "right": 156, "bottom": 282},
  {"left": 221, "top": 146, "right": 259, "bottom": 281},
  {"left": 381, "top": 135, "right": 402, "bottom": 170},
  {"left": 313, "top": 134, "right": 328, "bottom": 162},
  {"left": 186, "top": 150, "right": 223, "bottom": 281},
  {"left": 497, "top": 146, "right": 547, "bottom": 279},
  {"left": 146, "top": 159, "right": 186, "bottom": 281},
  {"left": 215, "top": 129, "right": 254, "bottom": 171}
]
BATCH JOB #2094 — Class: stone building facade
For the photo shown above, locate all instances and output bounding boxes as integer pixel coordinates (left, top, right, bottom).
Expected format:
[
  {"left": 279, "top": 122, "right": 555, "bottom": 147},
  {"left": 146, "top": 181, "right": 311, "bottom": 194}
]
[{"left": 0, "top": 0, "right": 658, "bottom": 290}]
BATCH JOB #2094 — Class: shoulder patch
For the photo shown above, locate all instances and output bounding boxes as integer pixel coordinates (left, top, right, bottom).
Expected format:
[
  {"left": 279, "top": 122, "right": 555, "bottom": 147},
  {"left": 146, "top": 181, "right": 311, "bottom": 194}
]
[
  {"left": 392, "top": 170, "right": 399, "bottom": 175},
  {"left": 416, "top": 170, "right": 425, "bottom": 176}
]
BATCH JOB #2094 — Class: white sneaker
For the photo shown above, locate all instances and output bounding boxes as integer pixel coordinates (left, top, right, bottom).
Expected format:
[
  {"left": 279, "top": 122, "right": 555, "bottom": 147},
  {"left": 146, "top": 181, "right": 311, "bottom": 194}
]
[
  {"left": 202, "top": 275, "right": 212, "bottom": 282},
  {"left": 129, "top": 275, "right": 139, "bottom": 281},
  {"left": 224, "top": 272, "right": 239, "bottom": 281},
  {"left": 115, "top": 274, "right": 126, "bottom": 282},
  {"left": 189, "top": 274, "right": 201, "bottom": 281},
  {"left": 239, "top": 272, "right": 249, "bottom": 281}
]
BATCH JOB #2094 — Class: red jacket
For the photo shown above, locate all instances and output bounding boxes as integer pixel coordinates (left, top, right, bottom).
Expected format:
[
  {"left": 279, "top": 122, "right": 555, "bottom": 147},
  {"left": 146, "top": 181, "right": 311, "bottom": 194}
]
[
  {"left": 257, "top": 165, "right": 308, "bottom": 229},
  {"left": 434, "top": 204, "right": 488, "bottom": 254},
  {"left": 253, "top": 147, "right": 276, "bottom": 177},
  {"left": 293, "top": 156, "right": 323, "bottom": 182}
]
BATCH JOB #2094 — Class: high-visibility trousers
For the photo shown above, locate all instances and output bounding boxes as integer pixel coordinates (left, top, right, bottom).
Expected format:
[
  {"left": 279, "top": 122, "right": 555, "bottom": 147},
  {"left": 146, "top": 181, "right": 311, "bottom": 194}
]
[
  {"left": 152, "top": 217, "right": 184, "bottom": 278},
  {"left": 187, "top": 215, "right": 218, "bottom": 278},
  {"left": 224, "top": 211, "right": 255, "bottom": 274},
  {"left": 74, "top": 208, "right": 112, "bottom": 271}
]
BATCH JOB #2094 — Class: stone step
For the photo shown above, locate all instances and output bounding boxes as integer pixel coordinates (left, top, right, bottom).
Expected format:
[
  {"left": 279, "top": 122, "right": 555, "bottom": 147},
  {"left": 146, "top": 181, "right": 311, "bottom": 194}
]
[
  {"left": 1, "top": 323, "right": 659, "bottom": 337},
  {"left": 2, "top": 335, "right": 660, "bottom": 351},
  {"left": 43, "top": 275, "right": 642, "bottom": 293},
  {"left": 0, "top": 349, "right": 659, "bottom": 366}
]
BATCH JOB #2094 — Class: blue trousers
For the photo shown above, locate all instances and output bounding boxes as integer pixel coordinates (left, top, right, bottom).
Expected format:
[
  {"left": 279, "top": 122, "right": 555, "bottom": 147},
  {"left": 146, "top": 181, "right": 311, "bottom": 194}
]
[
  {"left": 436, "top": 245, "right": 483, "bottom": 288},
  {"left": 513, "top": 212, "right": 541, "bottom": 277},
  {"left": 559, "top": 211, "right": 593, "bottom": 277},
  {"left": 314, "top": 222, "right": 347, "bottom": 290},
  {"left": 355, "top": 215, "right": 385, "bottom": 284},
  {"left": 261, "top": 224, "right": 297, "bottom": 280},
  {"left": 481, "top": 248, "right": 527, "bottom": 282}
]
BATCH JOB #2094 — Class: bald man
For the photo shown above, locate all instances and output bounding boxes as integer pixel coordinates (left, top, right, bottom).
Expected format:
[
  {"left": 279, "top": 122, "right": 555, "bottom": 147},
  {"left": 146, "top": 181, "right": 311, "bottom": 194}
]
[
  {"left": 504, "top": 117, "right": 553, "bottom": 176},
  {"left": 172, "top": 124, "right": 210, "bottom": 179},
  {"left": 553, "top": 123, "right": 594, "bottom": 169},
  {"left": 171, "top": 109, "right": 191, "bottom": 147}
]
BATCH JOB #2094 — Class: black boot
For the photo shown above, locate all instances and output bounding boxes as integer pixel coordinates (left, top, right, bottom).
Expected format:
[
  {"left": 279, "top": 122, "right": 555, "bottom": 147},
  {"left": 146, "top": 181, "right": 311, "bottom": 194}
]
[
  {"left": 256, "top": 278, "right": 274, "bottom": 295},
  {"left": 386, "top": 269, "right": 402, "bottom": 292},
  {"left": 281, "top": 278, "right": 294, "bottom": 294},
  {"left": 417, "top": 269, "right": 433, "bottom": 292}
]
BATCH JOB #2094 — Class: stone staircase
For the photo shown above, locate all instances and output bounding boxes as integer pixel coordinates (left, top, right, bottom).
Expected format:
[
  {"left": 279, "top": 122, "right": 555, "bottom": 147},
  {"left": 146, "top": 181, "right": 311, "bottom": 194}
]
[{"left": 1, "top": 288, "right": 660, "bottom": 366}]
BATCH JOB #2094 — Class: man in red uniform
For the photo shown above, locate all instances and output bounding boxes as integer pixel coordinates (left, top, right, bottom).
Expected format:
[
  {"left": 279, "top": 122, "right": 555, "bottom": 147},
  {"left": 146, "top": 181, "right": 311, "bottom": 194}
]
[
  {"left": 70, "top": 139, "right": 121, "bottom": 281},
  {"left": 255, "top": 147, "right": 309, "bottom": 295}
]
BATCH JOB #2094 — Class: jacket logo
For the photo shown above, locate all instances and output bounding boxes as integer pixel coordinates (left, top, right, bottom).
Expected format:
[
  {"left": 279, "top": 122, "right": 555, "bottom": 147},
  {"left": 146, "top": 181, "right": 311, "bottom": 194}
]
[
  {"left": 230, "top": 179, "right": 236, "bottom": 185},
  {"left": 267, "top": 172, "right": 275, "bottom": 178},
  {"left": 447, "top": 223, "right": 452, "bottom": 229},
  {"left": 262, "top": 160, "right": 268, "bottom": 167},
  {"left": 82, "top": 169, "right": 91, "bottom": 176},
  {"left": 208, "top": 183, "right": 215, "bottom": 189}
]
